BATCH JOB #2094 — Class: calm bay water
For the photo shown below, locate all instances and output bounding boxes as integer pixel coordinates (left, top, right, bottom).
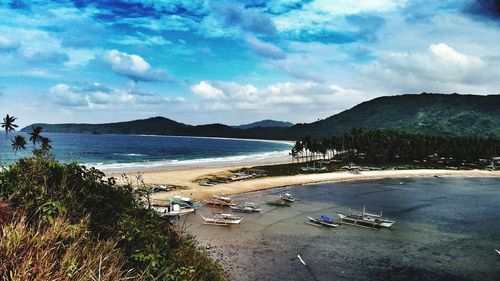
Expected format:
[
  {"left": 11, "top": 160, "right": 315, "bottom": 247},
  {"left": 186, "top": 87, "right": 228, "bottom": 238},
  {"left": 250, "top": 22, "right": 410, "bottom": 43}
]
[
  {"left": 0, "top": 133, "right": 292, "bottom": 169},
  {"left": 190, "top": 177, "right": 500, "bottom": 281}
]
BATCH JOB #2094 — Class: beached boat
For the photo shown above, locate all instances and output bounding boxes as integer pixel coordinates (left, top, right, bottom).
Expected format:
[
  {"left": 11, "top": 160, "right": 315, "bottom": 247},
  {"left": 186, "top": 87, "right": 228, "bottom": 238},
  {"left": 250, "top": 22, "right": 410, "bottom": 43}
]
[
  {"left": 307, "top": 216, "right": 339, "bottom": 227},
  {"left": 230, "top": 202, "right": 262, "bottom": 213},
  {"left": 280, "top": 193, "right": 295, "bottom": 202},
  {"left": 204, "top": 198, "right": 237, "bottom": 207},
  {"left": 212, "top": 194, "right": 232, "bottom": 202},
  {"left": 171, "top": 195, "right": 201, "bottom": 209},
  {"left": 266, "top": 199, "right": 291, "bottom": 207},
  {"left": 337, "top": 206, "right": 395, "bottom": 228},
  {"left": 151, "top": 204, "right": 195, "bottom": 217},
  {"left": 200, "top": 213, "right": 243, "bottom": 225}
]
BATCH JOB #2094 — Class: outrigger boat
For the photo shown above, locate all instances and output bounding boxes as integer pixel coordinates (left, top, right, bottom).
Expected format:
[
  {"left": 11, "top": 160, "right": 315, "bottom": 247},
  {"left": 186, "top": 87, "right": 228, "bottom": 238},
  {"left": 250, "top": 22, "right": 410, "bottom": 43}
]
[
  {"left": 280, "top": 193, "right": 295, "bottom": 202},
  {"left": 337, "top": 206, "right": 395, "bottom": 228},
  {"left": 171, "top": 195, "right": 201, "bottom": 209},
  {"left": 200, "top": 213, "right": 243, "bottom": 226},
  {"left": 230, "top": 202, "right": 261, "bottom": 213},
  {"left": 266, "top": 199, "right": 291, "bottom": 207},
  {"left": 205, "top": 194, "right": 238, "bottom": 207},
  {"left": 151, "top": 204, "right": 195, "bottom": 217},
  {"left": 306, "top": 216, "right": 339, "bottom": 227}
]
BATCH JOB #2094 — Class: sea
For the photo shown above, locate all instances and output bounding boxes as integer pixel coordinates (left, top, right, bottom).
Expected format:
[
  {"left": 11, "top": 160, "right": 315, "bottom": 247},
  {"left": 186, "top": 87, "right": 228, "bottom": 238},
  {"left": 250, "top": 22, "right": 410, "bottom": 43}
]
[
  {"left": 190, "top": 177, "right": 500, "bottom": 281},
  {"left": 0, "top": 132, "right": 292, "bottom": 170}
]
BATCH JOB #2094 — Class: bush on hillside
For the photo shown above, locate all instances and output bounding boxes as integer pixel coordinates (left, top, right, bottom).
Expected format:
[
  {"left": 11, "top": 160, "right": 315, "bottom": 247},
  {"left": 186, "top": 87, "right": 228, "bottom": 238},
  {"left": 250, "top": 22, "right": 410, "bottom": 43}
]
[{"left": 0, "top": 156, "right": 226, "bottom": 281}]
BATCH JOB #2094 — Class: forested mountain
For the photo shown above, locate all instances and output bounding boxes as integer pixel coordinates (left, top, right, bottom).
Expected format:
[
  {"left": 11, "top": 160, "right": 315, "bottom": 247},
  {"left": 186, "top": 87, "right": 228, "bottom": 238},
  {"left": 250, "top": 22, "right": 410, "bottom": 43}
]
[
  {"left": 234, "top": 120, "right": 293, "bottom": 129},
  {"left": 24, "top": 93, "right": 500, "bottom": 140}
]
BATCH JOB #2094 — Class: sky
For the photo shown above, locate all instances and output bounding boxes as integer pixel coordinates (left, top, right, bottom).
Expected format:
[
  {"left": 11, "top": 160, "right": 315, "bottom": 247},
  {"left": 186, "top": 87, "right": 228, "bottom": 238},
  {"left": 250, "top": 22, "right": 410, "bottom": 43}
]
[{"left": 0, "top": 0, "right": 499, "bottom": 127}]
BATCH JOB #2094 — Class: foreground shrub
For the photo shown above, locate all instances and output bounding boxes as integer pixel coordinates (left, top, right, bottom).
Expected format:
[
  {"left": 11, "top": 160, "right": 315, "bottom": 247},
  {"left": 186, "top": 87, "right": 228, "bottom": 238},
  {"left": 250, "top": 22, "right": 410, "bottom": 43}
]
[
  {"left": 0, "top": 215, "right": 135, "bottom": 280},
  {"left": 0, "top": 157, "right": 226, "bottom": 280}
]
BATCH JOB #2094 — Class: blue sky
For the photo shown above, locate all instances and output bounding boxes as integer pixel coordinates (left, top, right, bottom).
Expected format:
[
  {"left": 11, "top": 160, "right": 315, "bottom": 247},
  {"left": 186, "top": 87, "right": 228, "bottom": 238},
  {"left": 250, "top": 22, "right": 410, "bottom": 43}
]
[{"left": 0, "top": 0, "right": 499, "bottom": 126}]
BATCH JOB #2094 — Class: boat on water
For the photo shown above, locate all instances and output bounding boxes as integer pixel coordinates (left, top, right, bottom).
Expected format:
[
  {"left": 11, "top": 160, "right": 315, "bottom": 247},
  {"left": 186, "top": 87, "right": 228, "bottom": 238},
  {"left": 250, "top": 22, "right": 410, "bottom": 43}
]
[
  {"left": 151, "top": 204, "right": 195, "bottom": 217},
  {"left": 200, "top": 213, "right": 243, "bottom": 225},
  {"left": 337, "top": 206, "right": 395, "bottom": 228},
  {"left": 307, "top": 216, "right": 339, "bottom": 227},
  {"left": 280, "top": 193, "right": 295, "bottom": 202},
  {"left": 267, "top": 199, "right": 291, "bottom": 207},
  {"left": 230, "top": 202, "right": 262, "bottom": 213},
  {"left": 495, "top": 249, "right": 500, "bottom": 256}
]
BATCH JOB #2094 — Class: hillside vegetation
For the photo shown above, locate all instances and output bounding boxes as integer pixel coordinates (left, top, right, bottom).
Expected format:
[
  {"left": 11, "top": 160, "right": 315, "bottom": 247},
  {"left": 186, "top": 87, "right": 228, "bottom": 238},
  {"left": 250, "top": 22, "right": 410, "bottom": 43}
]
[
  {"left": 25, "top": 93, "right": 500, "bottom": 140},
  {"left": 0, "top": 157, "right": 226, "bottom": 281}
]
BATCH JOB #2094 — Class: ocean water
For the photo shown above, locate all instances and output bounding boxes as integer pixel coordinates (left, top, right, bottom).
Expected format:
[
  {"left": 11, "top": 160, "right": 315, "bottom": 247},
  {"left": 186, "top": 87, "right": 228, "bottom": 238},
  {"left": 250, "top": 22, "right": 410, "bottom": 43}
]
[
  {"left": 189, "top": 177, "right": 500, "bottom": 281},
  {"left": 0, "top": 133, "right": 292, "bottom": 169}
]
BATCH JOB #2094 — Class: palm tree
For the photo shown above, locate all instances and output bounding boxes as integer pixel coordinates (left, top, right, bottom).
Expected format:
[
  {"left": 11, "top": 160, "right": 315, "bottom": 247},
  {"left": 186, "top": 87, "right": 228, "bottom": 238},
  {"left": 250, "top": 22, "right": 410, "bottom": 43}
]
[
  {"left": 40, "top": 137, "right": 52, "bottom": 152},
  {"left": 1, "top": 114, "right": 18, "bottom": 137},
  {"left": 28, "top": 126, "right": 43, "bottom": 148},
  {"left": 11, "top": 135, "right": 27, "bottom": 155}
]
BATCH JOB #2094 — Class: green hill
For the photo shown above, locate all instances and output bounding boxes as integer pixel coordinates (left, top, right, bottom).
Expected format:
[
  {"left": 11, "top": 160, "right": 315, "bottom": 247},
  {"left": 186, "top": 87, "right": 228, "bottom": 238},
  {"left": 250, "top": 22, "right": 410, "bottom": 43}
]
[
  {"left": 287, "top": 93, "right": 500, "bottom": 139},
  {"left": 23, "top": 93, "right": 500, "bottom": 140}
]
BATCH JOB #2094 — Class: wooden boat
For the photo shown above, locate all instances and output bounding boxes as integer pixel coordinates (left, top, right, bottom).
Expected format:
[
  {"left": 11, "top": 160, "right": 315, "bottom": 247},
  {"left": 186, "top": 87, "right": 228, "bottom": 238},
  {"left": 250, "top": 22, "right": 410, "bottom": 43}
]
[
  {"left": 200, "top": 213, "right": 243, "bottom": 225},
  {"left": 151, "top": 204, "right": 195, "bottom": 217},
  {"left": 266, "top": 199, "right": 291, "bottom": 207},
  {"left": 337, "top": 206, "right": 395, "bottom": 228},
  {"left": 280, "top": 193, "right": 295, "bottom": 202},
  {"left": 230, "top": 202, "right": 261, "bottom": 213},
  {"left": 204, "top": 198, "right": 237, "bottom": 207},
  {"left": 307, "top": 216, "right": 339, "bottom": 227}
]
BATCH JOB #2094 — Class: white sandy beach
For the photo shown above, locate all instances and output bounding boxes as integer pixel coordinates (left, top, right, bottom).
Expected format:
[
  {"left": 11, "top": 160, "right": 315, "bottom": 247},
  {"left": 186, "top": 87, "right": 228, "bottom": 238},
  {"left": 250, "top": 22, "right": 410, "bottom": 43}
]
[{"left": 111, "top": 161, "right": 500, "bottom": 200}]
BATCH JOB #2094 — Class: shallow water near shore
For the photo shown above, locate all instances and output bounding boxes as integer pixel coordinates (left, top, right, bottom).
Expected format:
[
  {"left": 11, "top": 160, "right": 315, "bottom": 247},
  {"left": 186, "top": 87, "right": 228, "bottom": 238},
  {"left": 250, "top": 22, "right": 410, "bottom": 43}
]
[{"left": 184, "top": 177, "right": 500, "bottom": 281}]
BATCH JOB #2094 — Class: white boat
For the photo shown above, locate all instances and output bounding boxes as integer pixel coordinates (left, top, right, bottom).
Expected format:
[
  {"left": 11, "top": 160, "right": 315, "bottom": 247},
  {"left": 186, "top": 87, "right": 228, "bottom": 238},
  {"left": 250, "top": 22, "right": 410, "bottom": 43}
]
[
  {"left": 307, "top": 216, "right": 339, "bottom": 227},
  {"left": 495, "top": 249, "right": 500, "bottom": 256},
  {"left": 200, "top": 213, "right": 243, "bottom": 225},
  {"left": 280, "top": 193, "right": 295, "bottom": 202},
  {"left": 212, "top": 194, "right": 232, "bottom": 202},
  {"left": 337, "top": 206, "right": 395, "bottom": 228},
  {"left": 151, "top": 204, "right": 195, "bottom": 217},
  {"left": 230, "top": 202, "right": 261, "bottom": 213}
]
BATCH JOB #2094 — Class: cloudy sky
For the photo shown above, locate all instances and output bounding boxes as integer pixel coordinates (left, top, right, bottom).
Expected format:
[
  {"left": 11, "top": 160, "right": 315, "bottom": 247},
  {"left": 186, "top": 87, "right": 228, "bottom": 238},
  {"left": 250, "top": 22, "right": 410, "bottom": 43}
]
[{"left": 0, "top": 0, "right": 499, "bottom": 127}]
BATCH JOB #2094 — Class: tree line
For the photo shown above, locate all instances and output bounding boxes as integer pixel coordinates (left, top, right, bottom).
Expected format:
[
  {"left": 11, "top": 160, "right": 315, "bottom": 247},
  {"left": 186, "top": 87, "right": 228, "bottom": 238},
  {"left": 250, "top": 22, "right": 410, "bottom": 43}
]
[{"left": 291, "top": 128, "right": 500, "bottom": 164}]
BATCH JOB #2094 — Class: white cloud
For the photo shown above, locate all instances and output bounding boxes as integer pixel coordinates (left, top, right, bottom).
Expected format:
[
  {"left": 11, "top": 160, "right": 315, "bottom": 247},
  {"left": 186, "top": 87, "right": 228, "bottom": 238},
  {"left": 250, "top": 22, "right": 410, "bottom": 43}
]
[
  {"left": 189, "top": 80, "right": 363, "bottom": 120},
  {"left": 0, "top": 36, "right": 20, "bottom": 51},
  {"left": 245, "top": 36, "right": 286, "bottom": 60},
  {"left": 273, "top": 0, "right": 407, "bottom": 33},
  {"left": 49, "top": 82, "right": 180, "bottom": 109},
  {"left": 191, "top": 81, "right": 226, "bottom": 100},
  {"left": 49, "top": 84, "right": 88, "bottom": 107},
  {"left": 103, "top": 50, "right": 173, "bottom": 82}
]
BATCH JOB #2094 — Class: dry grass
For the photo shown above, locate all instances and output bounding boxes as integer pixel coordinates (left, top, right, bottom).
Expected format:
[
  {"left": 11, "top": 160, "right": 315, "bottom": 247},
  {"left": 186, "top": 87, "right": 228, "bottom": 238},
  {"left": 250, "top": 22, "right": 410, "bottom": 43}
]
[{"left": 0, "top": 214, "right": 139, "bottom": 281}]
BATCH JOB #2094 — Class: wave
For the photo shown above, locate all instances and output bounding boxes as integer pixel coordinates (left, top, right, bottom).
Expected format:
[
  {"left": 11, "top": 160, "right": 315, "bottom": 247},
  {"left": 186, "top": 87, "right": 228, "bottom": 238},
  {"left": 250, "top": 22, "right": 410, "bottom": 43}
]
[
  {"left": 90, "top": 149, "right": 292, "bottom": 172},
  {"left": 113, "top": 153, "right": 147, "bottom": 157}
]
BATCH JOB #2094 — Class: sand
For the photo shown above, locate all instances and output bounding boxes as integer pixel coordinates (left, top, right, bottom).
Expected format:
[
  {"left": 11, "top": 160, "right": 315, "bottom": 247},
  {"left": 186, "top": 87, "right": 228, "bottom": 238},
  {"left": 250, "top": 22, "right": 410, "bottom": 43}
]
[{"left": 110, "top": 162, "right": 500, "bottom": 201}]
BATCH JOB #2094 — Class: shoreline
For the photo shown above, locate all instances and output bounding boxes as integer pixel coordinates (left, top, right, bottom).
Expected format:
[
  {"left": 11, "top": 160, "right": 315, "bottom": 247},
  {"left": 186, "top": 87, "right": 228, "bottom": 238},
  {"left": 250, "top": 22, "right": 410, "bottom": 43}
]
[{"left": 112, "top": 162, "right": 500, "bottom": 200}]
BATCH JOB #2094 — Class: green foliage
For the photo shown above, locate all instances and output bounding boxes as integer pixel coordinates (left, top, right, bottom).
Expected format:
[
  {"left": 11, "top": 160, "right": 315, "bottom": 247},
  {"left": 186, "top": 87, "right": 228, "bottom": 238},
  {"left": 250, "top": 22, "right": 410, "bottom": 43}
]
[{"left": 0, "top": 156, "right": 226, "bottom": 281}]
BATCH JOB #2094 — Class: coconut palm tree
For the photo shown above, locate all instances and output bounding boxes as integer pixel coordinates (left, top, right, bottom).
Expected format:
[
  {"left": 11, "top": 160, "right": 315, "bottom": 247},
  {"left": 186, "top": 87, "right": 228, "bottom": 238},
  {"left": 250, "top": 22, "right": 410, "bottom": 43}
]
[
  {"left": 40, "top": 137, "right": 52, "bottom": 152},
  {"left": 11, "top": 135, "right": 27, "bottom": 155},
  {"left": 28, "top": 126, "right": 43, "bottom": 148},
  {"left": 1, "top": 114, "right": 18, "bottom": 137}
]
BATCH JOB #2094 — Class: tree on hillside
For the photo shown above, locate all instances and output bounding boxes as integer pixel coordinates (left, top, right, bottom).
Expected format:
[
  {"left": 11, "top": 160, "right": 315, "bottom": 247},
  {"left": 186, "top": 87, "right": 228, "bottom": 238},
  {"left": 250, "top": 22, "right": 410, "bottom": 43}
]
[{"left": 1, "top": 114, "right": 18, "bottom": 137}]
